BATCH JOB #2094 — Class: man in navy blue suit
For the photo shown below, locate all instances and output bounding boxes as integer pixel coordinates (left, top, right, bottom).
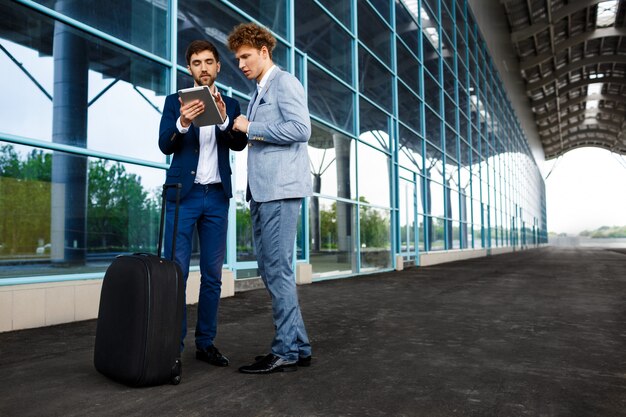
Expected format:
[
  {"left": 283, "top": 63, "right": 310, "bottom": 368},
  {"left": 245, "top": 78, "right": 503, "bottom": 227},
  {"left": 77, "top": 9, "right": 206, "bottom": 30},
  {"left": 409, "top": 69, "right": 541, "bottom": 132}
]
[{"left": 158, "top": 40, "right": 247, "bottom": 367}]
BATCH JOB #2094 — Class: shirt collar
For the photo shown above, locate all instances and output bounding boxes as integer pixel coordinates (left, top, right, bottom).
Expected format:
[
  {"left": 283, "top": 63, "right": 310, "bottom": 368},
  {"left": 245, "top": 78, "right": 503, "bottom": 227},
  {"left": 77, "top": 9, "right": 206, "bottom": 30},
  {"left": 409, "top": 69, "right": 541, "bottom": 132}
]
[{"left": 257, "top": 65, "right": 276, "bottom": 92}]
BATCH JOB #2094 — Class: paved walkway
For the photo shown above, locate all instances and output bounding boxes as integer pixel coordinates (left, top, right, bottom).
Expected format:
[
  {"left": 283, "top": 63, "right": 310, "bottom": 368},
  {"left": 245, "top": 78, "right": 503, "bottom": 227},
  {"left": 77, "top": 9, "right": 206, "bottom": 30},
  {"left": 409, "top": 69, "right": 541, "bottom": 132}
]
[{"left": 1, "top": 247, "right": 625, "bottom": 416}]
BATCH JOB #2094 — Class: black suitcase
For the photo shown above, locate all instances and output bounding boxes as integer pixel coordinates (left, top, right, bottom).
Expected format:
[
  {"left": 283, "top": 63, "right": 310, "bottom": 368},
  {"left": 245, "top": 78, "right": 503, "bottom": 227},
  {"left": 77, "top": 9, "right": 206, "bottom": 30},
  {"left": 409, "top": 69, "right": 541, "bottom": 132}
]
[{"left": 94, "top": 183, "right": 184, "bottom": 386}]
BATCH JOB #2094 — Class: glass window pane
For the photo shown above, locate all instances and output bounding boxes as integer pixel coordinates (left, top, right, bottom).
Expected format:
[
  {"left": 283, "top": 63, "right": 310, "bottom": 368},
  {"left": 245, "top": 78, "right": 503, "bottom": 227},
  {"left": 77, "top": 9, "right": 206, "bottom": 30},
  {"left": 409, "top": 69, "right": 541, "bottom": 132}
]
[
  {"left": 177, "top": 3, "right": 288, "bottom": 94},
  {"left": 424, "top": 71, "right": 441, "bottom": 115},
  {"left": 358, "top": 2, "right": 391, "bottom": 65},
  {"left": 359, "top": 47, "right": 392, "bottom": 112},
  {"left": 317, "top": 0, "right": 352, "bottom": 29},
  {"left": 0, "top": 7, "right": 168, "bottom": 164},
  {"left": 398, "top": 175, "right": 417, "bottom": 256},
  {"left": 398, "top": 83, "right": 422, "bottom": 133},
  {"left": 295, "top": 0, "right": 352, "bottom": 83},
  {"left": 0, "top": 144, "right": 165, "bottom": 278},
  {"left": 395, "top": 2, "right": 420, "bottom": 53},
  {"left": 396, "top": 39, "right": 420, "bottom": 94},
  {"left": 422, "top": 32, "right": 440, "bottom": 76},
  {"left": 359, "top": 99, "right": 390, "bottom": 152},
  {"left": 368, "top": 0, "right": 390, "bottom": 22},
  {"left": 32, "top": 0, "right": 168, "bottom": 57},
  {"left": 398, "top": 125, "right": 423, "bottom": 171},
  {"left": 358, "top": 143, "right": 390, "bottom": 208},
  {"left": 308, "top": 123, "right": 356, "bottom": 200},
  {"left": 308, "top": 63, "right": 354, "bottom": 133},
  {"left": 309, "top": 197, "right": 356, "bottom": 277},
  {"left": 360, "top": 206, "right": 391, "bottom": 270},
  {"left": 425, "top": 106, "right": 442, "bottom": 148},
  {"left": 227, "top": 0, "right": 288, "bottom": 37}
]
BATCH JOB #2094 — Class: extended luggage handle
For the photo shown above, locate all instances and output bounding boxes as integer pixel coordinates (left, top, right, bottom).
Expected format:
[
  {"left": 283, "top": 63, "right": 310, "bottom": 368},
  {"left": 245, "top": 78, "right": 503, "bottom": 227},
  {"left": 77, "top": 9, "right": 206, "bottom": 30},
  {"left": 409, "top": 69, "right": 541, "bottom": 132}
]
[{"left": 158, "top": 183, "right": 182, "bottom": 261}]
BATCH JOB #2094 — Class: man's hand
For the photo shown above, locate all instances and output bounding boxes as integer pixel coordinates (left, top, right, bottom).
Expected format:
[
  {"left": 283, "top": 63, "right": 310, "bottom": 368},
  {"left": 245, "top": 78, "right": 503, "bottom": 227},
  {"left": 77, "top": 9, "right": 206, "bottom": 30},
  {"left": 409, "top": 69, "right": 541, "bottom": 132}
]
[
  {"left": 179, "top": 98, "right": 205, "bottom": 128},
  {"left": 233, "top": 115, "right": 250, "bottom": 133},
  {"left": 213, "top": 91, "right": 227, "bottom": 122}
]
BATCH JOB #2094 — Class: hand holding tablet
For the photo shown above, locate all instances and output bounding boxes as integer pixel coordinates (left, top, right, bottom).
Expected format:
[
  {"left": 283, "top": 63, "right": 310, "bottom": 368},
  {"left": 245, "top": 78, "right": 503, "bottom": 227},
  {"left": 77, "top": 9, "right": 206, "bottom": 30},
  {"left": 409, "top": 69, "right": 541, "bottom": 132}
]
[{"left": 178, "top": 86, "right": 226, "bottom": 127}]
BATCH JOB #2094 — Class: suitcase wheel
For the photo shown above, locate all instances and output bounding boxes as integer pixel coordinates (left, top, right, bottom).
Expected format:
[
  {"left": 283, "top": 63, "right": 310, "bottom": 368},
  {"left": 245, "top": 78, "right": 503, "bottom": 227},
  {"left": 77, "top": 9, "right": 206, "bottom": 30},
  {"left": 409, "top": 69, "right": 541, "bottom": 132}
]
[{"left": 170, "top": 358, "right": 182, "bottom": 385}]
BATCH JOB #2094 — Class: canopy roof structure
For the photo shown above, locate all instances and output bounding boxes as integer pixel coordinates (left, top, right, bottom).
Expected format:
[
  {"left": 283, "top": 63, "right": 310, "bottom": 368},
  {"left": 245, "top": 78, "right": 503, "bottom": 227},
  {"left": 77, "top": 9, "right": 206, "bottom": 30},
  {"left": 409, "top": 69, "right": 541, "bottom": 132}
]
[{"left": 501, "top": 0, "right": 626, "bottom": 159}]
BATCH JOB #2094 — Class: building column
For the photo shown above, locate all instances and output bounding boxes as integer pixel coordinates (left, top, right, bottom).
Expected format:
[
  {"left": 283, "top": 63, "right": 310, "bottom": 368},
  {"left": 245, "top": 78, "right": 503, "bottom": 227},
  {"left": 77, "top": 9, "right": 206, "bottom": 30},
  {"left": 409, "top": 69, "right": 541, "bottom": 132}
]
[{"left": 50, "top": 3, "right": 89, "bottom": 265}]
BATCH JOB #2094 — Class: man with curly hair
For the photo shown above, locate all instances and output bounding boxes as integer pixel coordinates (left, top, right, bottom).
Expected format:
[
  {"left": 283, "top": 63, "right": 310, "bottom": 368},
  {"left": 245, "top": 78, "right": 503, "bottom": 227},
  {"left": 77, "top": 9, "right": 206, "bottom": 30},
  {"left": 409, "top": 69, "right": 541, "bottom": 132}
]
[{"left": 228, "top": 22, "right": 313, "bottom": 374}]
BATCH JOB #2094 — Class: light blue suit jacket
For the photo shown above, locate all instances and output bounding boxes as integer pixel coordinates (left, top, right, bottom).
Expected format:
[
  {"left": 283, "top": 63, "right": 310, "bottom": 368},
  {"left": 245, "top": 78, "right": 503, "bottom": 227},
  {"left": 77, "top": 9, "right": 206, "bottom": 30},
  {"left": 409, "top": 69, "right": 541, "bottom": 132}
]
[{"left": 246, "top": 67, "right": 312, "bottom": 202}]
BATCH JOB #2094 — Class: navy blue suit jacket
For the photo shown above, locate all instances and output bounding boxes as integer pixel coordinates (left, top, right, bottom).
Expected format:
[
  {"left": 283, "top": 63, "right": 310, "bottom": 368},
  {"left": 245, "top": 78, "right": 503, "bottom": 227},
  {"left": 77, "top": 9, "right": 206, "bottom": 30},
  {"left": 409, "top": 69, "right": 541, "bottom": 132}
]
[{"left": 158, "top": 93, "right": 247, "bottom": 201}]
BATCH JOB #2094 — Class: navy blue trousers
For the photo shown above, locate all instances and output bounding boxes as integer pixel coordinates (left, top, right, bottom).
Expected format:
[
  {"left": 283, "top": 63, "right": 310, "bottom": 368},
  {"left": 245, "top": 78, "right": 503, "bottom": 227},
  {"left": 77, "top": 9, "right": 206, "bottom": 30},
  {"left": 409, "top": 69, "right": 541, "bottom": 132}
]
[{"left": 164, "top": 183, "right": 228, "bottom": 351}]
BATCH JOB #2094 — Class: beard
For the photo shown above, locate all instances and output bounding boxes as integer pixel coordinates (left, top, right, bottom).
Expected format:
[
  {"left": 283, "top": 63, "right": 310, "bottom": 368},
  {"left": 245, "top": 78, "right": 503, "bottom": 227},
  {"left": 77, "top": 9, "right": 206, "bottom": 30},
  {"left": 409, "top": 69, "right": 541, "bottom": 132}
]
[{"left": 194, "top": 74, "right": 213, "bottom": 87}]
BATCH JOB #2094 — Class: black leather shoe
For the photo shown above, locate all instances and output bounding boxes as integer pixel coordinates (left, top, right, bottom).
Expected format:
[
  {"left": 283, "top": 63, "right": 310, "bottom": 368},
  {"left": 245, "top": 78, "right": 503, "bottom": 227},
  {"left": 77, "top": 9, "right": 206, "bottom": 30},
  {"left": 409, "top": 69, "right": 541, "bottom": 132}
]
[
  {"left": 254, "top": 354, "right": 311, "bottom": 367},
  {"left": 239, "top": 354, "right": 297, "bottom": 374},
  {"left": 196, "top": 345, "right": 229, "bottom": 367}
]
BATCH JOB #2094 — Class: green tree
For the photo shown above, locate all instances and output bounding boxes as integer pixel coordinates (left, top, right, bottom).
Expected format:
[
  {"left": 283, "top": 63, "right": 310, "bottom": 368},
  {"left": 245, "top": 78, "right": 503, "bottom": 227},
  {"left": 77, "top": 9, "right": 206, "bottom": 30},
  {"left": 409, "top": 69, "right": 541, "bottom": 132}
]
[
  {"left": 319, "top": 202, "right": 337, "bottom": 250},
  {"left": 87, "top": 160, "right": 158, "bottom": 252},
  {"left": 359, "top": 197, "right": 390, "bottom": 249},
  {"left": 0, "top": 145, "right": 51, "bottom": 256}
]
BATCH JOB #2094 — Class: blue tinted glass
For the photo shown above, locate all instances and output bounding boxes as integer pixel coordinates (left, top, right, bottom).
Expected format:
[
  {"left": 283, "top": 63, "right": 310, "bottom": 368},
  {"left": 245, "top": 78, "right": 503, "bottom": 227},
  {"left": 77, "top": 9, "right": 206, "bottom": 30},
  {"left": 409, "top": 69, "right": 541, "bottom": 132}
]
[
  {"left": 230, "top": 0, "right": 288, "bottom": 37},
  {"left": 308, "top": 63, "right": 354, "bottom": 133},
  {"left": 358, "top": 2, "right": 390, "bottom": 65},
  {"left": 317, "top": 0, "right": 352, "bottom": 29},
  {"left": 368, "top": 0, "right": 390, "bottom": 22},
  {"left": 295, "top": 0, "right": 352, "bottom": 83},
  {"left": 398, "top": 83, "right": 422, "bottom": 133},
  {"left": 359, "top": 47, "right": 392, "bottom": 112},
  {"left": 32, "top": 0, "right": 168, "bottom": 57}
]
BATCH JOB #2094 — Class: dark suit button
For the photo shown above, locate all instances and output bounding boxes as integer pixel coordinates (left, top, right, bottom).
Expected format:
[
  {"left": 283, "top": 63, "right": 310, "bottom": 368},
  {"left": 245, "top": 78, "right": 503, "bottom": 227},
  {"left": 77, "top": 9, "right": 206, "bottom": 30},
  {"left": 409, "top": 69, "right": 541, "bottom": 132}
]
[{"left": 191, "top": 171, "right": 196, "bottom": 175}]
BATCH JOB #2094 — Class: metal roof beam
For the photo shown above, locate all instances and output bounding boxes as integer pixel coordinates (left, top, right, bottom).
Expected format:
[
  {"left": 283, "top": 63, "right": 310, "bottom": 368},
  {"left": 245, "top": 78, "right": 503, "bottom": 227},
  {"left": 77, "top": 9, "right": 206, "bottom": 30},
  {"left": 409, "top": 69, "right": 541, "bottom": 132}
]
[
  {"left": 535, "top": 93, "right": 626, "bottom": 122},
  {"left": 537, "top": 107, "right": 626, "bottom": 131},
  {"left": 510, "top": 0, "right": 605, "bottom": 42},
  {"left": 526, "top": 56, "right": 626, "bottom": 91},
  {"left": 540, "top": 118, "right": 623, "bottom": 135},
  {"left": 519, "top": 27, "right": 626, "bottom": 70},
  {"left": 531, "top": 77, "right": 626, "bottom": 109}
]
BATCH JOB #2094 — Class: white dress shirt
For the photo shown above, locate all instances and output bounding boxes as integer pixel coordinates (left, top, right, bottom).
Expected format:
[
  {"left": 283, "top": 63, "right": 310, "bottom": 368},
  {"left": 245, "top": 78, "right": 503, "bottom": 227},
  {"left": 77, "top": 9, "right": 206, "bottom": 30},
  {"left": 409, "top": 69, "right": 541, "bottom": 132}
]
[{"left": 176, "top": 88, "right": 229, "bottom": 185}]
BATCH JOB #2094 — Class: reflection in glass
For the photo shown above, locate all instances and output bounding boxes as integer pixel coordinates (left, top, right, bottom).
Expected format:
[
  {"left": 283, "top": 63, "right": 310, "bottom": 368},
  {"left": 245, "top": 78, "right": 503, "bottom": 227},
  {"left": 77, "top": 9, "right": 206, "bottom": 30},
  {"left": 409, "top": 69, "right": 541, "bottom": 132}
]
[
  {"left": 229, "top": 0, "right": 288, "bottom": 37},
  {"left": 309, "top": 197, "right": 356, "bottom": 278},
  {"left": 360, "top": 205, "right": 391, "bottom": 270},
  {"left": 359, "top": 47, "right": 392, "bottom": 112},
  {"left": 357, "top": 143, "right": 390, "bottom": 208},
  {"left": 0, "top": 6, "right": 168, "bottom": 163},
  {"left": 359, "top": 99, "right": 389, "bottom": 151},
  {"left": 398, "top": 83, "right": 422, "bottom": 134},
  {"left": 395, "top": 1, "right": 420, "bottom": 53},
  {"left": 32, "top": 0, "right": 168, "bottom": 57},
  {"left": 0, "top": 144, "right": 163, "bottom": 278},
  {"left": 295, "top": 0, "right": 352, "bottom": 83},
  {"left": 398, "top": 124, "right": 423, "bottom": 172},
  {"left": 308, "top": 63, "right": 354, "bottom": 133},
  {"left": 308, "top": 123, "right": 356, "bottom": 199},
  {"left": 317, "top": 0, "right": 352, "bottom": 29},
  {"left": 429, "top": 217, "right": 445, "bottom": 250},
  {"left": 177, "top": 1, "right": 288, "bottom": 94},
  {"left": 396, "top": 39, "right": 420, "bottom": 94},
  {"left": 358, "top": 2, "right": 391, "bottom": 65}
]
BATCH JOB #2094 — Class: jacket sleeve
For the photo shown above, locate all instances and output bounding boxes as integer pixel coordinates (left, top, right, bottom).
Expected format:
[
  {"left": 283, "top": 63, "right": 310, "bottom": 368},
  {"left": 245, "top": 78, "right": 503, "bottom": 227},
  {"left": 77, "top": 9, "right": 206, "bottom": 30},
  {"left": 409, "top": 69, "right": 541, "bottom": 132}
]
[
  {"left": 218, "top": 98, "right": 248, "bottom": 152},
  {"left": 158, "top": 95, "right": 185, "bottom": 155},
  {"left": 247, "top": 73, "right": 311, "bottom": 145}
]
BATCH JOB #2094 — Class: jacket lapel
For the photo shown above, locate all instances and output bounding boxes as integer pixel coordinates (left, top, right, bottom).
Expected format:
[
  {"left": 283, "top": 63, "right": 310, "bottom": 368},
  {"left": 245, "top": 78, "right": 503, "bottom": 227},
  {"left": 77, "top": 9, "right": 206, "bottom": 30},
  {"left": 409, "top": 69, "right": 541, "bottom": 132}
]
[{"left": 249, "top": 68, "right": 279, "bottom": 121}]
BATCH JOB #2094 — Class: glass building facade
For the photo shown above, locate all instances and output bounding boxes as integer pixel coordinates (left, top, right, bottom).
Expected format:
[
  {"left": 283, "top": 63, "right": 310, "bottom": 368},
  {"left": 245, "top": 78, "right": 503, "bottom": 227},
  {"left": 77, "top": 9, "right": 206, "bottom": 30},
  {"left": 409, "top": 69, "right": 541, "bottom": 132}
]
[{"left": 0, "top": 0, "right": 547, "bottom": 285}]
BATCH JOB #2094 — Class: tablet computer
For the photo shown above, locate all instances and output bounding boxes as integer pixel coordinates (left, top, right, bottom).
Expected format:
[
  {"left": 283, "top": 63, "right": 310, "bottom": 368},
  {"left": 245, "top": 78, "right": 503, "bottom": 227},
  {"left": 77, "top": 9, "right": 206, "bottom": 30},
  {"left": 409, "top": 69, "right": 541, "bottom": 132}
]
[{"left": 177, "top": 86, "right": 225, "bottom": 127}]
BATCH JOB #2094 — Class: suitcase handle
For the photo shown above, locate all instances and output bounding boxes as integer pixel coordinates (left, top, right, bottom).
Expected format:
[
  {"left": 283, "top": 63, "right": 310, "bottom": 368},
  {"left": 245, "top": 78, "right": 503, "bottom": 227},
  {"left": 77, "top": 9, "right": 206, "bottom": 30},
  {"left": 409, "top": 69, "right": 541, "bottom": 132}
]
[{"left": 158, "top": 183, "right": 182, "bottom": 261}]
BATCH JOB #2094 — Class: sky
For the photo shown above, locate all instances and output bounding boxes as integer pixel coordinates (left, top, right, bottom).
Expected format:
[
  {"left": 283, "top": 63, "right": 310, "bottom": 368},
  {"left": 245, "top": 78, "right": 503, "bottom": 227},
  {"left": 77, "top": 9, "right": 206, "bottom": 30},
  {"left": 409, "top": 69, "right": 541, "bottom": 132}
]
[{"left": 544, "top": 147, "right": 626, "bottom": 235}]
